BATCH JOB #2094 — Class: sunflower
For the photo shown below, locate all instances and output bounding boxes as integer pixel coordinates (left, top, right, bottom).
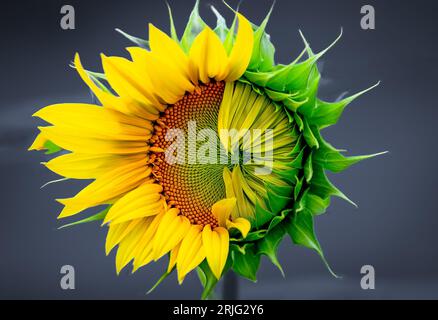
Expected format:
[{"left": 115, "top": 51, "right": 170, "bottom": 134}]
[{"left": 29, "top": 1, "right": 384, "bottom": 298}]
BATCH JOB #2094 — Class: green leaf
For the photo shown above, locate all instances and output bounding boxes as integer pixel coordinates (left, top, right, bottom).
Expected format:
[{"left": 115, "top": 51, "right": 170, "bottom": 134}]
[
  {"left": 257, "top": 224, "right": 286, "bottom": 276},
  {"left": 231, "top": 244, "right": 260, "bottom": 282},
  {"left": 58, "top": 207, "right": 109, "bottom": 229},
  {"left": 285, "top": 211, "right": 339, "bottom": 277},
  {"left": 309, "top": 82, "right": 380, "bottom": 129},
  {"left": 181, "top": 0, "right": 207, "bottom": 53},
  {"left": 115, "top": 28, "right": 149, "bottom": 49},
  {"left": 43, "top": 140, "right": 62, "bottom": 155}
]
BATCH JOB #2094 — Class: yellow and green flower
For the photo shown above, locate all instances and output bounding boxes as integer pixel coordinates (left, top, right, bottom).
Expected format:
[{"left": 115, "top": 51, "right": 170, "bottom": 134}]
[{"left": 29, "top": 1, "right": 384, "bottom": 298}]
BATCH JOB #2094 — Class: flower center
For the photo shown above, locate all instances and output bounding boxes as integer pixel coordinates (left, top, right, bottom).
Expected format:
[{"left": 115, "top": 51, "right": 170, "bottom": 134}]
[{"left": 151, "top": 82, "right": 227, "bottom": 227}]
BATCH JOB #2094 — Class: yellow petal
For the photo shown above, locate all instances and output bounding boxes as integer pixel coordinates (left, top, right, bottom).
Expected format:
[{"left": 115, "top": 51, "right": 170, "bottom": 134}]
[
  {"left": 167, "top": 244, "right": 180, "bottom": 273},
  {"left": 202, "top": 225, "right": 229, "bottom": 279},
  {"left": 132, "top": 213, "right": 165, "bottom": 272},
  {"left": 103, "top": 183, "right": 164, "bottom": 224},
  {"left": 226, "top": 217, "right": 251, "bottom": 238},
  {"left": 152, "top": 209, "right": 191, "bottom": 260},
  {"left": 45, "top": 153, "right": 145, "bottom": 179},
  {"left": 28, "top": 132, "right": 47, "bottom": 151},
  {"left": 225, "top": 13, "right": 254, "bottom": 82},
  {"left": 176, "top": 225, "right": 205, "bottom": 284},
  {"left": 189, "top": 27, "right": 229, "bottom": 84},
  {"left": 127, "top": 47, "right": 193, "bottom": 104},
  {"left": 211, "top": 198, "right": 236, "bottom": 228},
  {"left": 222, "top": 166, "right": 237, "bottom": 197},
  {"left": 105, "top": 218, "right": 142, "bottom": 255},
  {"left": 149, "top": 23, "right": 191, "bottom": 79},
  {"left": 57, "top": 161, "right": 151, "bottom": 218},
  {"left": 74, "top": 53, "right": 120, "bottom": 108},
  {"left": 34, "top": 102, "right": 155, "bottom": 140},
  {"left": 101, "top": 54, "right": 163, "bottom": 112},
  {"left": 115, "top": 218, "right": 151, "bottom": 273},
  {"left": 230, "top": 166, "right": 254, "bottom": 220},
  {"left": 39, "top": 126, "right": 150, "bottom": 155}
]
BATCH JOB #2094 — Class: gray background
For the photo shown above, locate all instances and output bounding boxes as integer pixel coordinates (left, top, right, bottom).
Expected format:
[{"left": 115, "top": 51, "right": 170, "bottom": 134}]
[{"left": 0, "top": 0, "right": 437, "bottom": 299}]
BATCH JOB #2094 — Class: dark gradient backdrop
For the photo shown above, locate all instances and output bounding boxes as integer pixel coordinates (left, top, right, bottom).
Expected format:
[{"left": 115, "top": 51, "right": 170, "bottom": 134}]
[{"left": 0, "top": 0, "right": 437, "bottom": 299}]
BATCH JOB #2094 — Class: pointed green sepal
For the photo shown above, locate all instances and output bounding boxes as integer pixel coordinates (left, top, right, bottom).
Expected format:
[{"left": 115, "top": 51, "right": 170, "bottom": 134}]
[
  {"left": 294, "top": 175, "right": 304, "bottom": 200},
  {"left": 198, "top": 260, "right": 219, "bottom": 300},
  {"left": 315, "top": 145, "right": 387, "bottom": 173},
  {"left": 304, "top": 152, "right": 313, "bottom": 182},
  {"left": 309, "top": 82, "right": 381, "bottom": 129},
  {"left": 302, "top": 119, "right": 319, "bottom": 149},
  {"left": 43, "top": 140, "right": 62, "bottom": 155},
  {"left": 211, "top": 5, "right": 228, "bottom": 41},
  {"left": 147, "top": 269, "right": 172, "bottom": 295},
  {"left": 166, "top": 2, "right": 179, "bottom": 42},
  {"left": 115, "top": 28, "right": 149, "bottom": 49},
  {"left": 256, "top": 224, "right": 286, "bottom": 276},
  {"left": 285, "top": 211, "right": 339, "bottom": 278},
  {"left": 181, "top": 0, "right": 207, "bottom": 53},
  {"left": 58, "top": 206, "right": 109, "bottom": 229},
  {"left": 252, "top": 201, "right": 274, "bottom": 229},
  {"left": 231, "top": 244, "right": 260, "bottom": 282},
  {"left": 310, "top": 164, "right": 357, "bottom": 207},
  {"left": 248, "top": 4, "right": 275, "bottom": 71}
]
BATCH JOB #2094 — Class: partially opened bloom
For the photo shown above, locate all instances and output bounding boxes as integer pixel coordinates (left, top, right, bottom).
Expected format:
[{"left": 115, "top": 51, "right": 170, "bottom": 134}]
[{"left": 29, "top": 1, "right": 384, "bottom": 297}]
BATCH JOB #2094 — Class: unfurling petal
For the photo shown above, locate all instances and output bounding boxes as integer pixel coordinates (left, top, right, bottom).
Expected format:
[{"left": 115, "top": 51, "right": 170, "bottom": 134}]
[
  {"left": 189, "top": 27, "right": 229, "bottom": 84},
  {"left": 224, "top": 13, "right": 254, "bottom": 82},
  {"left": 211, "top": 198, "right": 236, "bottom": 228},
  {"left": 226, "top": 217, "right": 251, "bottom": 238}
]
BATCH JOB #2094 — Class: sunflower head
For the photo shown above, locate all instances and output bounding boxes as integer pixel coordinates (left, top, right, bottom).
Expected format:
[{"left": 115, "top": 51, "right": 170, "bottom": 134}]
[{"left": 29, "top": 0, "right": 384, "bottom": 298}]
